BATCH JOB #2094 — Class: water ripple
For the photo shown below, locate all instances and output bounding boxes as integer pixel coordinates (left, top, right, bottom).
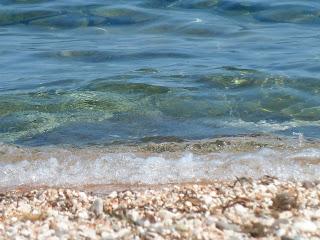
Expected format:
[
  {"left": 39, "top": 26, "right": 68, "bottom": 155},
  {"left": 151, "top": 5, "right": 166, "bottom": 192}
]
[{"left": 0, "top": 0, "right": 320, "bottom": 145}]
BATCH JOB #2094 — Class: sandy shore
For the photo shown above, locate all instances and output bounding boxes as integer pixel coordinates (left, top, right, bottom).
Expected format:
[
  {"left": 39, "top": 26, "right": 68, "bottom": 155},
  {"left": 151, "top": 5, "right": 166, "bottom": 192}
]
[{"left": 0, "top": 177, "right": 320, "bottom": 239}]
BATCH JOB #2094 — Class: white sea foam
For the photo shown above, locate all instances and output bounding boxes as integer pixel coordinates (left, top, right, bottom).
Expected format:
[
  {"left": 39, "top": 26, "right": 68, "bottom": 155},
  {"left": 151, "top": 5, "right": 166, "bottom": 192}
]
[
  {"left": 0, "top": 143, "right": 319, "bottom": 188},
  {"left": 213, "top": 119, "right": 320, "bottom": 132}
]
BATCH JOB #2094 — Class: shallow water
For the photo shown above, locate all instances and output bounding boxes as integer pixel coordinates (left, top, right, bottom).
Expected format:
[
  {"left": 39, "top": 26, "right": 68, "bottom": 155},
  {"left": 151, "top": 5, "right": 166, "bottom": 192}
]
[
  {"left": 1, "top": 0, "right": 320, "bottom": 146},
  {"left": 0, "top": 1, "right": 320, "bottom": 186}
]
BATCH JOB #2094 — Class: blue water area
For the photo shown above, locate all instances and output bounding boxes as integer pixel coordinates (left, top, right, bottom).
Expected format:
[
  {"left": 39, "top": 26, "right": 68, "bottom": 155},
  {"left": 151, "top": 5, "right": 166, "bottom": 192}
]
[{"left": 0, "top": 0, "right": 319, "bottom": 146}]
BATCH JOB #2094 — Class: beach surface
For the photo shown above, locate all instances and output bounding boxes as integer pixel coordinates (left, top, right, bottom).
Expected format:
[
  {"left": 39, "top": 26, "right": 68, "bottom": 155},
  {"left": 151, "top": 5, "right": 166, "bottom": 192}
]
[{"left": 1, "top": 177, "right": 320, "bottom": 239}]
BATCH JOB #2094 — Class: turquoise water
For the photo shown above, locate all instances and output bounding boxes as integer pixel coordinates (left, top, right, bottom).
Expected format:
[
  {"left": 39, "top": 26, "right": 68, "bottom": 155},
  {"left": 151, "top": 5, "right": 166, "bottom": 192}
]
[{"left": 1, "top": 0, "right": 320, "bottom": 146}]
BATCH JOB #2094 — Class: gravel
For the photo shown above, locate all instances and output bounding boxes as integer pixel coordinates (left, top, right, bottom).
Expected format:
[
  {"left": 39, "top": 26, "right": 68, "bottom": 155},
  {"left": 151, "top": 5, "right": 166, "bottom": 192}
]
[{"left": 0, "top": 177, "right": 320, "bottom": 239}]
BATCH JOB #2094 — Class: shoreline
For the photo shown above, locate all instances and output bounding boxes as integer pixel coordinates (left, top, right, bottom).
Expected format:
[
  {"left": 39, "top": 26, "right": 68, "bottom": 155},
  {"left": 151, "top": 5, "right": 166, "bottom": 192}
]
[
  {"left": 1, "top": 177, "right": 319, "bottom": 239},
  {"left": 1, "top": 135, "right": 320, "bottom": 238},
  {"left": 1, "top": 135, "right": 320, "bottom": 188}
]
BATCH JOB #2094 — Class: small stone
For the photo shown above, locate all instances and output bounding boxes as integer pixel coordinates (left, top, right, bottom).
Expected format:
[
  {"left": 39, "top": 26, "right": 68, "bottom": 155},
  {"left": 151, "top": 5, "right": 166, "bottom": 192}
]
[
  {"left": 206, "top": 216, "right": 216, "bottom": 225},
  {"left": 54, "top": 222, "right": 69, "bottom": 236},
  {"left": 47, "top": 209, "right": 59, "bottom": 217},
  {"left": 45, "top": 237, "right": 59, "bottom": 240},
  {"left": 273, "top": 218, "right": 290, "bottom": 231},
  {"left": 163, "top": 218, "right": 173, "bottom": 226},
  {"left": 215, "top": 221, "right": 241, "bottom": 232},
  {"left": 302, "top": 181, "right": 315, "bottom": 189},
  {"left": 78, "top": 210, "right": 89, "bottom": 219},
  {"left": 116, "top": 228, "right": 131, "bottom": 238},
  {"left": 78, "top": 192, "right": 88, "bottom": 202},
  {"left": 15, "top": 237, "right": 26, "bottom": 240},
  {"left": 80, "top": 227, "right": 97, "bottom": 239},
  {"left": 143, "top": 220, "right": 151, "bottom": 227},
  {"left": 18, "top": 202, "right": 31, "bottom": 213},
  {"left": 7, "top": 226, "right": 18, "bottom": 236},
  {"left": 128, "top": 209, "right": 140, "bottom": 223},
  {"left": 92, "top": 198, "right": 104, "bottom": 216},
  {"left": 109, "top": 191, "right": 118, "bottom": 198},
  {"left": 293, "top": 220, "right": 317, "bottom": 233},
  {"left": 175, "top": 223, "right": 189, "bottom": 232},
  {"left": 20, "top": 228, "right": 31, "bottom": 237},
  {"left": 272, "top": 192, "right": 297, "bottom": 211},
  {"left": 47, "top": 189, "right": 58, "bottom": 200},
  {"left": 137, "top": 226, "right": 145, "bottom": 235},
  {"left": 234, "top": 204, "right": 248, "bottom": 215},
  {"left": 279, "top": 211, "right": 293, "bottom": 219},
  {"left": 145, "top": 231, "right": 164, "bottom": 240},
  {"left": 38, "top": 228, "right": 55, "bottom": 240},
  {"left": 244, "top": 222, "right": 267, "bottom": 238},
  {"left": 281, "top": 236, "right": 294, "bottom": 240},
  {"left": 101, "top": 231, "right": 116, "bottom": 240},
  {"left": 275, "top": 228, "right": 286, "bottom": 237},
  {"left": 202, "top": 195, "right": 213, "bottom": 205},
  {"left": 158, "top": 209, "right": 176, "bottom": 220}
]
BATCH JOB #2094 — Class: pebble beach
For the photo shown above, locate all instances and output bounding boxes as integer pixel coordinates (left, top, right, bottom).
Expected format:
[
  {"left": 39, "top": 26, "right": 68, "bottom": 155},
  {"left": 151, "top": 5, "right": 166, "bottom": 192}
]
[
  {"left": 1, "top": 0, "right": 320, "bottom": 239},
  {"left": 1, "top": 177, "right": 320, "bottom": 239}
]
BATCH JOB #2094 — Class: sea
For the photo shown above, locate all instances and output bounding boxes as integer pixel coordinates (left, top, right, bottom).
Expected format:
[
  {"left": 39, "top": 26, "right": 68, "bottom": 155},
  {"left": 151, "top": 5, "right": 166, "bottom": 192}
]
[{"left": 0, "top": 0, "right": 320, "bottom": 188}]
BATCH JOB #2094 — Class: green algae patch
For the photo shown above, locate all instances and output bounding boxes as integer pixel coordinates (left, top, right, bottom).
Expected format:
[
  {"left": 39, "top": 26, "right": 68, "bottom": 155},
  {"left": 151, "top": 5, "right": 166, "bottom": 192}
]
[
  {"left": 86, "top": 82, "right": 170, "bottom": 95},
  {"left": 0, "top": 9, "right": 60, "bottom": 26},
  {"left": 90, "top": 7, "right": 155, "bottom": 24}
]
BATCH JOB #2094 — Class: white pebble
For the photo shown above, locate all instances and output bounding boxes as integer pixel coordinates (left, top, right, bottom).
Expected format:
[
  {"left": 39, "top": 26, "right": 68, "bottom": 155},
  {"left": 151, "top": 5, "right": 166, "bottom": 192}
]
[
  {"left": 78, "top": 192, "right": 88, "bottom": 202},
  {"left": 80, "top": 227, "right": 97, "bottom": 239},
  {"left": 294, "top": 220, "right": 317, "bottom": 233},
  {"left": 18, "top": 202, "right": 31, "bottom": 213},
  {"left": 128, "top": 210, "right": 140, "bottom": 223},
  {"left": 92, "top": 198, "right": 104, "bottom": 216},
  {"left": 116, "top": 228, "right": 131, "bottom": 238},
  {"left": 55, "top": 222, "right": 69, "bottom": 236},
  {"left": 78, "top": 210, "right": 89, "bottom": 220},
  {"left": 109, "top": 191, "right": 118, "bottom": 198},
  {"left": 234, "top": 204, "right": 248, "bottom": 215},
  {"left": 101, "top": 231, "right": 116, "bottom": 240},
  {"left": 158, "top": 209, "right": 176, "bottom": 220},
  {"left": 202, "top": 195, "right": 213, "bottom": 205}
]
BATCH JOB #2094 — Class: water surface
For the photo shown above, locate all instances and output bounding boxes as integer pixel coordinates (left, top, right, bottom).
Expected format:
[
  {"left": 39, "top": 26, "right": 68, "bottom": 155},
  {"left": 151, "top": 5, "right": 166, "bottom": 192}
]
[
  {"left": 0, "top": 0, "right": 320, "bottom": 187},
  {"left": 1, "top": 0, "right": 319, "bottom": 146}
]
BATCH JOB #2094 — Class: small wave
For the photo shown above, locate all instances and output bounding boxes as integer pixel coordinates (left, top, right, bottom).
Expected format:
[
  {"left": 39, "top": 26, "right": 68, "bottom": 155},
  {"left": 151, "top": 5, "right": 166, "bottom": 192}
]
[
  {"left": 40, "top": 50, "right": 193, "bottom": 63},
  {"left": 0, "top": 4, "right": 159, "bottom": 29},
  {"left": 254, "top": 4, "right": 320, "bottom": 24},
  {"left": 85, "top": 81, "right": 170, "bottom": 94},
  {"left": 1, "top": 0, "right": 51, "bottom": 5},
  {"left": 89, "top": 6, "right": 157, "bottom": 24},
  {"left": 142, "top": 0, "right": 220, "bottom": 10},
  {"left": 0, "top": 136, "right": 320, "bottom": 188},
  {"left": 0, "top": 9, "right": 61, "bottom": 26}
]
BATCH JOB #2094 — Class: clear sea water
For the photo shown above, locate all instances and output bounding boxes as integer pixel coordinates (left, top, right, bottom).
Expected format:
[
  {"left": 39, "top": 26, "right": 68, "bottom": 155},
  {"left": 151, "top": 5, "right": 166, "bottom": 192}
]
[{"left": 0, "top": 0, "right": 320, "bottom": 187}]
